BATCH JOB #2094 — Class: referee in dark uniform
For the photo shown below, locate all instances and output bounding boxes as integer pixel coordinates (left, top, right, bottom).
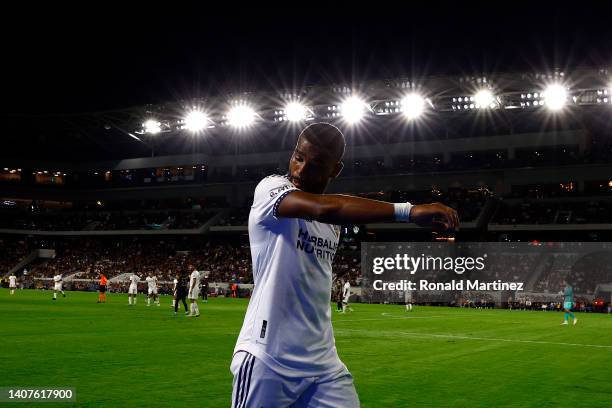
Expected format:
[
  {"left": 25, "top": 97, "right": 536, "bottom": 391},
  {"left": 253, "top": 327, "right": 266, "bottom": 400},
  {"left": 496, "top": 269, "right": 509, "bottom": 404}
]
[
  {"left": 174, "top": 268, "right": 189, "bottom": 316},
  {"left": 201, "top": 273, "right": 209, "bottom": 303}
]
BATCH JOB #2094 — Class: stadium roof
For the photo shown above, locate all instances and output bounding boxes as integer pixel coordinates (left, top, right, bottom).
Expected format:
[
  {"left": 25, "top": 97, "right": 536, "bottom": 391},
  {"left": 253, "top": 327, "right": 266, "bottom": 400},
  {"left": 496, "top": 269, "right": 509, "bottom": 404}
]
[{"left": 2, "top": 2, "right": 611, "bottom": 160}]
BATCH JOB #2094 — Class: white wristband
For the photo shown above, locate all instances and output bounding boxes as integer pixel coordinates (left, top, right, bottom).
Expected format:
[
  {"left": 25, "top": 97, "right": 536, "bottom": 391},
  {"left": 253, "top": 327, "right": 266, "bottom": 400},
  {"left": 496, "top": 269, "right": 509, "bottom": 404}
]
[{"left": 393, "top": 202, "right": 413, "bottom": 222}]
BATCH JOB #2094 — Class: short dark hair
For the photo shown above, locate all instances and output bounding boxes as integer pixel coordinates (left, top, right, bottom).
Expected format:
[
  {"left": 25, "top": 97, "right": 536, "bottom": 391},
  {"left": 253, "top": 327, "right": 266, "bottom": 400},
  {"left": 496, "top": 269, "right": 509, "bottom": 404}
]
[{"left": 298, "top": 122, "right": 345, "bottom": 160}]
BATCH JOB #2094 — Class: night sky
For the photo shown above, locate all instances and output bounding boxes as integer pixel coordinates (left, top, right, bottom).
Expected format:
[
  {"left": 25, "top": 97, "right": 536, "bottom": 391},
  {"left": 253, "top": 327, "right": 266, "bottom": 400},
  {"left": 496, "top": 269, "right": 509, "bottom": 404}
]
[{"left": 2, "top": 1, "right": 610, "bottom": 115}]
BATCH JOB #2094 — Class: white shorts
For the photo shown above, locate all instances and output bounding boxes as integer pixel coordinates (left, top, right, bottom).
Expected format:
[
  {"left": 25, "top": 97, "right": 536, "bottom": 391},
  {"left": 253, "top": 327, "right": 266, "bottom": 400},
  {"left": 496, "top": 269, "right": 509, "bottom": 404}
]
[
  {"left": 148, "top": 288, "right": 158, "bottom": 295},
  {"left": 128, "top": 285, "right": 138, "bottom": 295},
  {"left": 9, "top": 284, "right": 16, "bottom": 289},
  {"left": 188, "top": 288, "right": 200, "bottom": 300},
  {"left": 343, "top": 296, "right": 350, "bottom": 304},
  {"left": 230, "top": 351, "right": 359, "bottom": 408},
  {"left": 54, "top": 283, "right": 63, "bottom": 291}
]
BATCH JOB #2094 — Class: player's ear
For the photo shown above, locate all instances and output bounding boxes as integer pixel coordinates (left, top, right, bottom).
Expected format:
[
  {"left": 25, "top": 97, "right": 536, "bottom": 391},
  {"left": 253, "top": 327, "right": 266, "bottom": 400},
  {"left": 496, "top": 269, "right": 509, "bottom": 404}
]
[{"left": 330, "top": 161, "right": 343, "bottom": 179}]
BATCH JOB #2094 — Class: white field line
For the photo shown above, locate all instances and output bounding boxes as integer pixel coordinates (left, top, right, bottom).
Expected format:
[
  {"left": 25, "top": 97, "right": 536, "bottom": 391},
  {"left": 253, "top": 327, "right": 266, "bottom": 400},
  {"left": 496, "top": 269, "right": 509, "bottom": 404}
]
[{"left": 334, "top": 327, "right": 612, "bottom": 349}]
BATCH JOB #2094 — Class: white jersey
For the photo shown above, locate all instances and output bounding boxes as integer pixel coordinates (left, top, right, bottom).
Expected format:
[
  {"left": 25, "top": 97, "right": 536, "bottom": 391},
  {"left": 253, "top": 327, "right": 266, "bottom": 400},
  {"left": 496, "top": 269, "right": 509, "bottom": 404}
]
[
  {"left": 173, "top": 278, "right": 178, "bottom": 291},
  {"left": 343, "top": 281, "right": 351, "bottom": 301},
  {"left": 129, "top": 274, "right": 140, "bottom": 287},
  {"left": 234, "top": 175, "right": 343, "bottom": 378},
  {"left": 188, "top": 271, "right": 201, "bottom": 299},
  {"left": 9, "top": 275, "right": 16, "bottom": 287},
  {"left": 146, "top": 276, "right": 157, "bottom": 290},
  {"left": 53, "top": 275, "right": 62, "bottom": 283},
  {"left": 189, "top": 271, "right": 201, "bottom": 290}
]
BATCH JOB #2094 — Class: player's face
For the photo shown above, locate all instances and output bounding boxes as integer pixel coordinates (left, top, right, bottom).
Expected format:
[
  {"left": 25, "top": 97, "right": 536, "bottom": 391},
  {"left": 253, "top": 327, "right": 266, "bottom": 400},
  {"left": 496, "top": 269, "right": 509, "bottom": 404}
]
[{"left": 288, "top": 137, "right": 341, "bottom": 194}]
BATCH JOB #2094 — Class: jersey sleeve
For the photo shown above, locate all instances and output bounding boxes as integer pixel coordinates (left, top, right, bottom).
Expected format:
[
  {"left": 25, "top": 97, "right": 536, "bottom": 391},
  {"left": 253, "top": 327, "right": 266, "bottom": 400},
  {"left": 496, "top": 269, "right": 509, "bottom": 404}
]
[{"left": 251, "top": 175, "right": 299, "bottom": 226}]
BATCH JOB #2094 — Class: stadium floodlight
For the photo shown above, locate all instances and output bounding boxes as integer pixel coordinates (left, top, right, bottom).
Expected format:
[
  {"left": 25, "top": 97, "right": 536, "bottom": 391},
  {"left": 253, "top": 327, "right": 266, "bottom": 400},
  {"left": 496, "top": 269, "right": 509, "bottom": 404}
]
[
  {"left": 184, "top": 110, "right": 209, "bottom": 132},
  {"left": 340, "top": 96, "right": 368, "bottom": 124},
  {"left": 143, "top": 119, "right": 161, "bottom": 134},
  {"left": 474, "top": 89, "right": 496, "bottom": 109},
  {"left": 284, "top": 102, "right": 308, "bottom": 122},
  {"left": 400, "top": 93, "right": 426, "bottom": 120},
  {"left": 227, "top": 103, "right": 256, "bottom": 128},
  {"left": 542, "top": 84, "right": 568, "bottom": 111}
]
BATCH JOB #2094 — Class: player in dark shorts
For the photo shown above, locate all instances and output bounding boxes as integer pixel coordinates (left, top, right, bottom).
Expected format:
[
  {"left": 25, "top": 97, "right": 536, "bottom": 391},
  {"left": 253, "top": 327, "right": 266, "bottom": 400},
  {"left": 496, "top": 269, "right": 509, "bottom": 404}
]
[
  {"left": 201, "top": 276, "right": 209, "bottom": 303},
  {"left": 174, "top": 269, "right": 189, "bottom": 316},
  {"left": 334, "top": 279, "right": 343, "bottom": 312},
  {"left": 98, "top": 272, "right": 108, "bottom": 303}
]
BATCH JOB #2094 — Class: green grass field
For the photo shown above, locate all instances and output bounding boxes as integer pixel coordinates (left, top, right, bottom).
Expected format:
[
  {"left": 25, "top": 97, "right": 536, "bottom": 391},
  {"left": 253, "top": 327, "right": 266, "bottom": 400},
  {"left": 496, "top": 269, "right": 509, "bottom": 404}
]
[{"left": 1, "top": 289, "right": 611, "bottom": 407}]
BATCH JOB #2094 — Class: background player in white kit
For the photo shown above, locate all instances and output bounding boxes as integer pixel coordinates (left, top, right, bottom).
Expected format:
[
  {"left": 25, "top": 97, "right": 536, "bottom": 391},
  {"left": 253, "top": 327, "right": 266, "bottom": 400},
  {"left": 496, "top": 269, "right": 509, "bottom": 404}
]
[
  {"left": 188, "top": 267, "right": 201, "bottom": 317},
  {"left": 172, "top": 274, "right": 178, "bottom": 309},
  {"left": 342, "top": 278, "right": 353, "bottom": 313},
  {"left": 52, "top": 274, "right": 66, "bottom": 300},
  {"left": 9, "top": 274, "right": 17, "bottom": 295},
  {"left": 127, "top": 273, "right": 140, "bottom": 306},
  {"left": 404, "top": 288, "right": 413, "bottom": 311},
  {"left": 146, "top": 274, "right": 160, "bottom": 306},
  {"left": 231, "top": 123, "right": 459, "bottom": 407}
]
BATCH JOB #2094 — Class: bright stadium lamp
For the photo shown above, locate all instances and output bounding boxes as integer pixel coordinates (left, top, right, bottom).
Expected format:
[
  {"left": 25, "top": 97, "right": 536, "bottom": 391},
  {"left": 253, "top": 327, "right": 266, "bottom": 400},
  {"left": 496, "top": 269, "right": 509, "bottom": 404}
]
[
  {"left": 184, "top": 110, "right": 209, "bottom": 132},
  {"left": 542, "top": 84, "right": 567, "bottom": 111},
  {"left": 143, "top": 119, "right": 161, "bottom": 134},
  {"left": 474, "top": 89, "right": 495, "bottom": 109},
  {"left": 340, "top": 96, "right": 368, "bottom": 124},
  {"left": 401, "top": 93, "right": 426, "bottom": 120},
  {"left": 284, "top": 102, "right": 308, "bottom": 122},
  {"left": 227, "top": 103, "right": 256, "bottom": 128}
]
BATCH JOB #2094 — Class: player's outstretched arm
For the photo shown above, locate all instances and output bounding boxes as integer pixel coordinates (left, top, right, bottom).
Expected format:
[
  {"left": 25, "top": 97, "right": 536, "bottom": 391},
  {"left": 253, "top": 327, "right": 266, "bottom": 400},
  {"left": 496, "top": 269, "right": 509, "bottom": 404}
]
[{"left": 277, "top": 191, "right": 459, "bottom": 230}]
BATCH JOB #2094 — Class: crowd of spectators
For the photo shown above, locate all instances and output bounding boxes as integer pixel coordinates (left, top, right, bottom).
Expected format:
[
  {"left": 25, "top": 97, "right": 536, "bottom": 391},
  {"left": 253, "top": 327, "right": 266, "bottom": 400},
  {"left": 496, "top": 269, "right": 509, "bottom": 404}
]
[
  {"left": 484, "top": 252, "right": 542, "bottom": 282},
  {"left": 0, "top": 236, "right": 29, "bottom": 275},
  {"left": 25, "top": 237, "right": 252, "bottom": 284},
  {"left": 493, "top": 199, "right": 612, "bottom": 225},
  {"left": 216, "top": 208, "right": 250, "bottom": 226},
  {"left": 533, "top": 253, "right": 581, "bottom": 293},
  {"left": 566, "top": 252, "right": 612, "bottom": 295},
  {"left": 0, "top": 209, "right": 217, "bottom": 231}
]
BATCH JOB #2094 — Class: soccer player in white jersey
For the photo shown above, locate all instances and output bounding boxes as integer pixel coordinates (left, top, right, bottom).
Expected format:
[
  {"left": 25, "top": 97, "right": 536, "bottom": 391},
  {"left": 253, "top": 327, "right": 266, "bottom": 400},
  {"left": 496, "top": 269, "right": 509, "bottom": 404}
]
[
  {"left": 52, "top": 274, "right": 66, "bottom": 300},
  {"left": 172, "top": 275, "right": 178, "bottom": 309},
  {"left": 127, "top": 273, "right": 140, "bottom": 306},
  {"left": 9, "top": 274, "right": 17, "bottom": 295},
  {"left": 404, "top": 288, "right": 413, "bottom": 311},
  {"left": 146, "top": 274, "right": 160, "bottom": 306},
  {"left": 231, "top": 123, "right": 459, "bottom": 407},
  {"left": 342, "top": 278, "right": 353, "bottom": 313},
  {"left": 188, "top": 268, "right": 201, "bottom": 317}
]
